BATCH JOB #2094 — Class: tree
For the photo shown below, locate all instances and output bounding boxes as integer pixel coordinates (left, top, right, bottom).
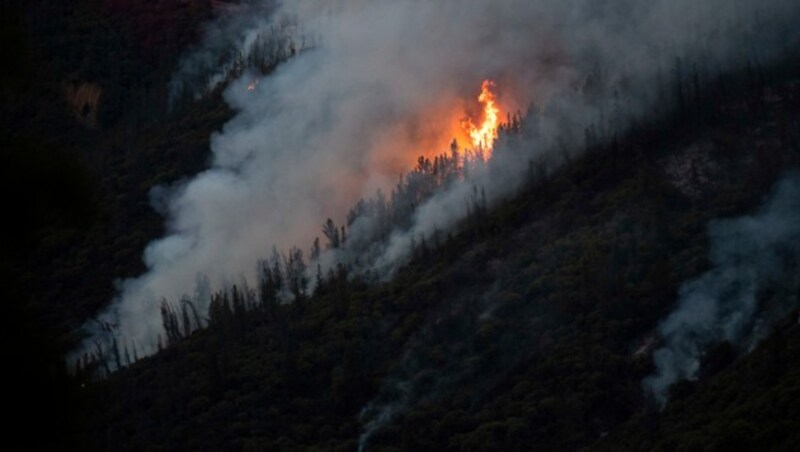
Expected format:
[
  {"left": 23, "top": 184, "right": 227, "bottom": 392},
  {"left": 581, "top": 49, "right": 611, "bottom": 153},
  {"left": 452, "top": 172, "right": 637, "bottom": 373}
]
[
  {"left": 258, "top": 259, "right": 278, "bottom": 311},
  {"left": 231, "top": 285, "right": 247, "bottom": 329},
  {"left": 208, "top": 292, "right": 233, "bottom": 330},
  {"left": 160, "top": 298, "right": 182, "bottom": 345},
  {"left": 310, "top": 237, "right": 321, "bottom": 261},
  {"left": 271, "top": 248, "right": 284, "bottom": 296},
  {"left": 284, "top": 247, "right": 308, "bottom": 299},
  {"left": 323, "top": 218, "right": 340, "bottom": 249}
]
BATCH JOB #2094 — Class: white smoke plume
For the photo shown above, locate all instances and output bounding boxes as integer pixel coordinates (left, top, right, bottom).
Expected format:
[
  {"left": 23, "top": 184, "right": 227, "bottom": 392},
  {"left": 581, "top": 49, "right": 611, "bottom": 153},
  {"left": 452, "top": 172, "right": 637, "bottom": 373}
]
[
  {"left": 644, "top": 172, "right": 800, "bottom": 406},
  {"left": 76, "top": 0, "right": 800, "bottom": 364}
]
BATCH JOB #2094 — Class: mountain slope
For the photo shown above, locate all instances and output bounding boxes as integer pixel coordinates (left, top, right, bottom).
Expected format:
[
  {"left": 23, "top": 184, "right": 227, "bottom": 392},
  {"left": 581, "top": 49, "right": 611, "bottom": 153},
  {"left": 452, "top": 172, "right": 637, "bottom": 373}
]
[
  {"left": 2, "top": 3, "right": 222, "bottom": 448},
  {"left": 3, "top": 0, "right": 228, "bottom": 337},
  {"left": 77, "top": 71, "right": 800, "bottom": 450},
  {"left": 594, "top": 312, "right": 800, "bottom": 452}
]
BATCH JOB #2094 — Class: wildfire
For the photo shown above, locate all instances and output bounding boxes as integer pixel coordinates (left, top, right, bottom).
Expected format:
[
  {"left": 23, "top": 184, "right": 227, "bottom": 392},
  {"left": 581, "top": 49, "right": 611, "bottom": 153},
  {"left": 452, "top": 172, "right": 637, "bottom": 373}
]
[
  {"left": 247, "top": 79, "right": 259, "bottom": 92},
  {"left": 461, "top": 79, "right": 500, "bottom": 154}
]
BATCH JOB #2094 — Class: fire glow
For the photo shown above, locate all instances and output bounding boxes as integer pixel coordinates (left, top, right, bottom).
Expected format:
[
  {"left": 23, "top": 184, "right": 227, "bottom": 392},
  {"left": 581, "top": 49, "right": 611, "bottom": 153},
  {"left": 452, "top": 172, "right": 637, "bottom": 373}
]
[{"left": 461, "top": 79, "right": 501, "bottom": 155}]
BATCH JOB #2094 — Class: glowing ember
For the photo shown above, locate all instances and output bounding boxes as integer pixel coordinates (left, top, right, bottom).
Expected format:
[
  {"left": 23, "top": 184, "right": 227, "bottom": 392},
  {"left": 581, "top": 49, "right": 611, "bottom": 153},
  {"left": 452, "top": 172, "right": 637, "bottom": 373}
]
[
  {"left": 461, "top": 79, "right": 500, "bottom": 153},
  {"left": 247, "top": 79, "right": 259, "bottom": 91}
]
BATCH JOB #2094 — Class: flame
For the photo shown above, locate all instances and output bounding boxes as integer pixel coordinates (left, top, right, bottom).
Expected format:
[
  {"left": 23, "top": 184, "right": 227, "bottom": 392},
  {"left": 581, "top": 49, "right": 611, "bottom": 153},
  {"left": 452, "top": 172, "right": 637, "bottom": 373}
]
[
  {"left": 247, "top": 79, "right": 259, "bottom": 91},
  {"left": 461, "top": 79, "right": 500, "bottom": 154}
]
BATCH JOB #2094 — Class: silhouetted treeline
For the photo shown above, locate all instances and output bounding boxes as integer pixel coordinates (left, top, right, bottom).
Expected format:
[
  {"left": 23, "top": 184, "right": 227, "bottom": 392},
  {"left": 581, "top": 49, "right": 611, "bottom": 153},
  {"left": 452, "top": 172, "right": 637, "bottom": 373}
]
[{"left": 78, "top": 67, "right": 800, "bottom": 450}]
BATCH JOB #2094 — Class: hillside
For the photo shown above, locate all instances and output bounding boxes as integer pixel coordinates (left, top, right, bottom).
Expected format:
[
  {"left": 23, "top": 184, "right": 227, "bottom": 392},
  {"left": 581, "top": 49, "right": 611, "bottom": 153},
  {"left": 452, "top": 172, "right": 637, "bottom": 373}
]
[
  {"left": 76, "top": 71, "right": 800, "bottom": 450},
  {"left": 596, "top": 312, "right": 800, "bottom": 451},
  {"left": 3, "top": 0, "right": 228, "bottom": 335},
  {"left": 2, "top": 1, "right": 227, "bottom": 449},
  {"left": 5, "top": 1, "right": 800, "bottom": 451}
]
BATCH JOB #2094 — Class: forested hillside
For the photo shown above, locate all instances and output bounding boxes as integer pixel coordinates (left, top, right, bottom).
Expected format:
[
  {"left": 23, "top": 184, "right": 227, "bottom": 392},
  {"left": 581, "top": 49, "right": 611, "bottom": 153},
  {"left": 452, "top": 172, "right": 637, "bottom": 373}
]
[
  {"left": 2, "top": 1, "right": 226, "bottom": 449},
  {"left": 3, "top": 0, "right": 227, "bottom": 335},
  {"left": 5, "top": 1, "right": 800, "bottom": 451},
  {"left": 78, "top": 69, "right": 800, "bottom": 450}
]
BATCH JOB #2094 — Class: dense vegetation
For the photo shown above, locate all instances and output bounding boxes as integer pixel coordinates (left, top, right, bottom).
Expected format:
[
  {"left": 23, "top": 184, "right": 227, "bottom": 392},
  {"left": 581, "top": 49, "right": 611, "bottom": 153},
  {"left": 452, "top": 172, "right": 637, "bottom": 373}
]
[
  {"left": 79, "top": 68, "right": 800, "bottom": 450},
  {"left": 598, "top": 312, "right": 800, "bottom": 451},
  {"left": 2, "top": 1, "right": 225, "bottom": 449},
  {"left": 6, "top": 1, "right": 800, "bottom": 450},
  {"left": 3, "top": 0, "right": 228, "bottom": 335}
]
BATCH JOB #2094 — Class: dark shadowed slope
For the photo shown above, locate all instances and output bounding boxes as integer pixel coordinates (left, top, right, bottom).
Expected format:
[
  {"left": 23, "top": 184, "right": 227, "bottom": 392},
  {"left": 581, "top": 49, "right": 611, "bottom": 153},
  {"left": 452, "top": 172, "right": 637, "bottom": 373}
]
[{"left": 79, "top": 66, "right": 800, "bottom": 450}]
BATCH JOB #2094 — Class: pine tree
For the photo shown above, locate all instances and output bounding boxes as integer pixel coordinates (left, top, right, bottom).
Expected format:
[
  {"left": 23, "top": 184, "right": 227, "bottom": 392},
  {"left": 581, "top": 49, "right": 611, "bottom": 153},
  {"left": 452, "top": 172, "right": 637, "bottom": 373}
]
[
  {"left": 310, "top": 237, "right": 321, "bottom": 261},
  {"left": 323, "top": 218, "right": 340, "bottom": 249}
]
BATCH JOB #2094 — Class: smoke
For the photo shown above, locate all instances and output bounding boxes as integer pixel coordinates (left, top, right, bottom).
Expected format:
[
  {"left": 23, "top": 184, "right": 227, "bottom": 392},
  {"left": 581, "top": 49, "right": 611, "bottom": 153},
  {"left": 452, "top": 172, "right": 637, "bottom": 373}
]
[
  {"left": 76, "top": 0, "right": 800, "bottom": 364},
  {"left": 168, "top": 0, "right": 285, "bottom": 103},
  {"left": 644, "top": 172, "right": 800, "bottom": 406}
]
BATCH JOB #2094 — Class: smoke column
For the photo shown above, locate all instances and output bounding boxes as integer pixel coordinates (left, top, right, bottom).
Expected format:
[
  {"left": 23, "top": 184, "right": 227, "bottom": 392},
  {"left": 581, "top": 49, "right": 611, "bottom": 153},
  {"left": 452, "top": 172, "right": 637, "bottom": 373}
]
[
  {"left": 644, "top": 172, "right": 800, "bottom": 406},
  {"left": 76, "top": 0, "right": 800, "bottom": 364}
]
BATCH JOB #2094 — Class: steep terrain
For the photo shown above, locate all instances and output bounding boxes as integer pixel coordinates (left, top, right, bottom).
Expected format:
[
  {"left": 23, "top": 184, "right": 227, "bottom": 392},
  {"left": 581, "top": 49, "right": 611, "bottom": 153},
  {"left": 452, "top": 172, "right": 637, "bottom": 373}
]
[
  {"left": 3, "top": 0, "right": 228, "bottom": 336},
  {"left": 597, "top": 312, "right": 800, "bottom": 451},
  {"left": 2, "top": 1, "right": 225, "bottom": 449},
  {"left": 5, "top": 1, "right": 800, "bottom": 451},
  {"left": 77, "top": 73, "right": 800, "bottom": 450}
]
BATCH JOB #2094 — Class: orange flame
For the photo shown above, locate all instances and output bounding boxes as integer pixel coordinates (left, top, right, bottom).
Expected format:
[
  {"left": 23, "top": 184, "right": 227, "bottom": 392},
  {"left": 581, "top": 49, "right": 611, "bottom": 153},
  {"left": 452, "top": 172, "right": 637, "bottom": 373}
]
[
  {"left": 247, "top": 79, "right": 259, "bottom": 92},
  {"left": 461, "top": 79, "right": 500, "bottom": 154}
]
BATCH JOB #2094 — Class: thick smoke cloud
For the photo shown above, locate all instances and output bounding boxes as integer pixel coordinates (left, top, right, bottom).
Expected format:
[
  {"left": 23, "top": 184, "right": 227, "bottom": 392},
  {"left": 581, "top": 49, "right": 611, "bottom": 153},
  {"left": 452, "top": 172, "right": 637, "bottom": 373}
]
[
  {"left": 644, "top": 173, "right": 800, "bottom": 406},
  {"left": 77, "top": 0, "right": 800, "bottom": 362}
]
